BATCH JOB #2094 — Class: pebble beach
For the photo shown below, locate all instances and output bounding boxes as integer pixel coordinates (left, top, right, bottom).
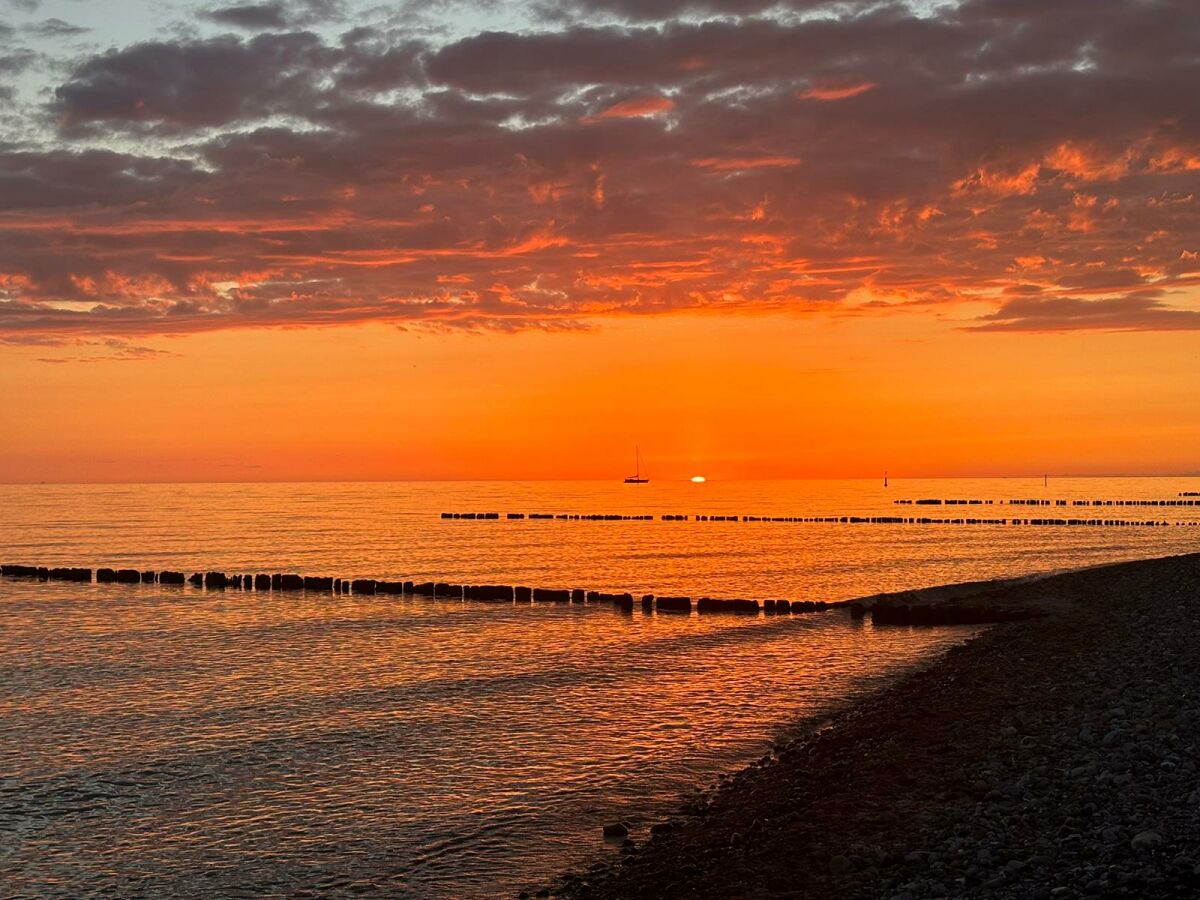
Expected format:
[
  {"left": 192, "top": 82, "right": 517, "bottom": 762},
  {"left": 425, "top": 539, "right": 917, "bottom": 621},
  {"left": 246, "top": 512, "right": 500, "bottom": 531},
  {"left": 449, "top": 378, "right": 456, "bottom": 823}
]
[{"left": 551, "top": 552, "right": 1200, "bottom": 899}]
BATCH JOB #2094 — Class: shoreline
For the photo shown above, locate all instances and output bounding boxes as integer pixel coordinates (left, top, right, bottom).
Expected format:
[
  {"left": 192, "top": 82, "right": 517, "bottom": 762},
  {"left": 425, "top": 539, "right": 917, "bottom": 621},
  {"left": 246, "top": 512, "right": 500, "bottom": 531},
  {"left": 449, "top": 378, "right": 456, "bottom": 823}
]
[{"left": 547, "top": 551, "right": 1200, "bottom": 899}]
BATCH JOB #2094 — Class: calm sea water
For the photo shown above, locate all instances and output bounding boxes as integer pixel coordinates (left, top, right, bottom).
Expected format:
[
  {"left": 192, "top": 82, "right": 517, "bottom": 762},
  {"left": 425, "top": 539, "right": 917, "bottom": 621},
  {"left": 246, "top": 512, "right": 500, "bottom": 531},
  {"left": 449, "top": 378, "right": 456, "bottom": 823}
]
[{"left": 2, "top": 478, "right": 1198, "bottom": 897}]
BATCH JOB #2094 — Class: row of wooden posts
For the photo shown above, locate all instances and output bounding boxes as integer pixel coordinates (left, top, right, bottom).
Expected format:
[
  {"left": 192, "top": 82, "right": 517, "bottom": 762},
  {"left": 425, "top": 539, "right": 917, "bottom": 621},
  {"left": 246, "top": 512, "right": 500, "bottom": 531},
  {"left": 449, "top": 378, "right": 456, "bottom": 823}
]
[
  {"left": 2, "top": 565, "right": 1050, "bottom": 626},
  {"left": 896, "top": 498, "right": 1200, "bottom": 507},
  {"left": 440, "top": 513, "right": 1196, "bottom": 527},
  {"left": 0, "top": 564, "right": 837, "bottom": 615}
]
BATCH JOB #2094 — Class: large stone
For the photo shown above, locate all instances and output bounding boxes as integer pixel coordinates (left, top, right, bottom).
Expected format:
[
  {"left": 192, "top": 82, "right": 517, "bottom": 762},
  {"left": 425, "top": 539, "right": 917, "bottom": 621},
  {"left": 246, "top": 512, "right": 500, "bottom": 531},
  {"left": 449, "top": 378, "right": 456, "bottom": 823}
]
[{"left": 1131, "top": 831, "right": 1164, "bottom": 852}]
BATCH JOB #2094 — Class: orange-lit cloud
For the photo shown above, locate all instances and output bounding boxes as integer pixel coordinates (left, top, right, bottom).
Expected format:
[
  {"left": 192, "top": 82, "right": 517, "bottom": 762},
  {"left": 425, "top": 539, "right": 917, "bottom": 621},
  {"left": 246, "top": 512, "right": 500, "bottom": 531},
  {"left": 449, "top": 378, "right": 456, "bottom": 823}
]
[
  {"left": 691, "top": 156, "right": 803, "bottom": 172},
  {"left": 0, "top": 0, "right": 1196, "bottom": 345},
  {"left": 797, "top": 80, "right": 876, "bottom": 101},
  {"left": 594, "top": 95, "right": 675, "bottom": 118}
]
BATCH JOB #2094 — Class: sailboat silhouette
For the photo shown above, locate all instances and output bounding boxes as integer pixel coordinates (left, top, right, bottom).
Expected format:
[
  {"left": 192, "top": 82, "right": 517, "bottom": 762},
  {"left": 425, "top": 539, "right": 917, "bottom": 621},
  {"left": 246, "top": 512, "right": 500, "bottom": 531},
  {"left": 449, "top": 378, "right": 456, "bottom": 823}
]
[{"left": 624, "top": 446, "right": 649, "bottom": 484}]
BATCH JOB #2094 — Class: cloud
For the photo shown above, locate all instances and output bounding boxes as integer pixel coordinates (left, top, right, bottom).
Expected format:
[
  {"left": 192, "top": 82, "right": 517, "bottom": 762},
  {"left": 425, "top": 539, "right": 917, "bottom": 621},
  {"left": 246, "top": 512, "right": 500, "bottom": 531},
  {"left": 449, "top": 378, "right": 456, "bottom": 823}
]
[
  {"left": 24, "top": 18, "right": 89, "bottom": 38},
  {"left": 0, "top": 0, "right": 1196, "bottom": 339},
  {"left": 0, "top": 334, "right": 177, "bottom": 362},
  {"left": 594, "top": 94, "right": 675, "bottom": 118},
  {"left": 202, "top": 3, "right": 291, "bottom": 30},
  {"left": 52, "top": 32, "right": 336, "bottom": 132},
  {"left": 200, "top": 0, "right": 346, "bottom": 30},
  {"left": 49, "top": 30, "right": 431, "bottom": 133},
  {"left": 540, "top": 0, "right": 862, "bottom": 21},
  {"left": 798, "top": 79, "right": 876, "bottom": 101},
  {"left": 970, "top": 293, "right": 1200, "bottom": 332},
  {"left": 0, "top": 48, "right": 37, "bottom": 75}
]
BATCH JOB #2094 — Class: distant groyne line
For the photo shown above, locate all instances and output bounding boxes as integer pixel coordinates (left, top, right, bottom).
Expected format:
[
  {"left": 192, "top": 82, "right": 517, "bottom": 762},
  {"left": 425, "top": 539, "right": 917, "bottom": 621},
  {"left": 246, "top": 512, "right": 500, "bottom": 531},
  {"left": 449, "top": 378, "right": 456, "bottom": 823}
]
[
  {"left": 440, "top": 512, "right": 1197, "bottom": 527},
  {"left": 895, "top": 497, "right": 1200, "bottom": 507},
  {"left": 2, "top": 564, "right": 1051, "bottom": 626}
]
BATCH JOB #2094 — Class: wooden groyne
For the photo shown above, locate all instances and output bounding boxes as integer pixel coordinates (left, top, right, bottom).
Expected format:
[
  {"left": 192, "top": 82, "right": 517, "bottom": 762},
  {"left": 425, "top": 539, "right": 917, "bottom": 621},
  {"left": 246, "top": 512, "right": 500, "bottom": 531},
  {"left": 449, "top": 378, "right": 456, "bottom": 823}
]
[
  {"left": 2, "top": 563, "right": 844, "bottom": 618},
  {"left": 0, "top": 565, "right": 91, "bottom": 582},
  {"left": 441, "top": 512, "right": 655, "bottom": 521},
  {"left": 889, "top": 498, "right": 1197, "bottom": 507},
  {"left": 439, "top": 512, "right": 1198, "bottom": 528},
  {"left": 2, "top": 564, "right": 1051, "bottom": 626}
]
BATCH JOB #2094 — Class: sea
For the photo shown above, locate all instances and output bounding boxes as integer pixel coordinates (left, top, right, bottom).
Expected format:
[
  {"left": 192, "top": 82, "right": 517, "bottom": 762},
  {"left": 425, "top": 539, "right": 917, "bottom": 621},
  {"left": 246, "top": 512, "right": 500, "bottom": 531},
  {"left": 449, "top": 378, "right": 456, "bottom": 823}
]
[{"left": 2, "top": 477, "right": 1198, "bottom": 897}]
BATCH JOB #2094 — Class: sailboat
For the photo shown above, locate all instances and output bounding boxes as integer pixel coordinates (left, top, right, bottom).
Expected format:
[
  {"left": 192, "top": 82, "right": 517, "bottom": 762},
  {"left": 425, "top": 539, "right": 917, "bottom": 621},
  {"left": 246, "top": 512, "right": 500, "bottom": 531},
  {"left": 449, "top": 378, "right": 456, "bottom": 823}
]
[{"left": 624, "top": 447, "right": 649, "bottom": 484}]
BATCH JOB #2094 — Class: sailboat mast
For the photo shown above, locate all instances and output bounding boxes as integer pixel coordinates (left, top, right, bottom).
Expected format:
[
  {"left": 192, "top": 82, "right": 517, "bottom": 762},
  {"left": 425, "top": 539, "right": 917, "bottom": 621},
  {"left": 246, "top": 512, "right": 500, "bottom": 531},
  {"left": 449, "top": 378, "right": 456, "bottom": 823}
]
[{"left": 623, "top": 444, "right": 649, "bottom": 483}]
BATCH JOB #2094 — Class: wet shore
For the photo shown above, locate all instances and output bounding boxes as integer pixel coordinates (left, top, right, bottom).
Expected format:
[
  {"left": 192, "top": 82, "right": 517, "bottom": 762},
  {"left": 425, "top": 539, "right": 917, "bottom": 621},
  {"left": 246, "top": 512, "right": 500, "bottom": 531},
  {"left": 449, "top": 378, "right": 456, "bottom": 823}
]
[{"left": 548, "top": 552, "right": 1200, "bottom": 899}]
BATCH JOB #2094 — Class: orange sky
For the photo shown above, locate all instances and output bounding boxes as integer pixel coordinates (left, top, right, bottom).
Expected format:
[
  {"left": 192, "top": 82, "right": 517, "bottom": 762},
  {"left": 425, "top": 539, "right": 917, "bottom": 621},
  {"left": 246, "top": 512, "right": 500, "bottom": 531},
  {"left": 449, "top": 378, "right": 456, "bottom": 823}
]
[
  {"left": 2, "top": 1, "right": 1199, "bottom": 482},
  {"left": 5, "top": 308, "right": 1200, "bottom": 482}
]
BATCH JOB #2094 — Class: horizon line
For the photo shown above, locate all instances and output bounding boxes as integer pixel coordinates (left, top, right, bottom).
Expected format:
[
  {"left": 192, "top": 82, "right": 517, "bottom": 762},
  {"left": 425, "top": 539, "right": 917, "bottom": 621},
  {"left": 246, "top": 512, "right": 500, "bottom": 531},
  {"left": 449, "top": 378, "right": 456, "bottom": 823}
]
[{"left": 3, "top": 474, "right": 1200, "bottom": 487}]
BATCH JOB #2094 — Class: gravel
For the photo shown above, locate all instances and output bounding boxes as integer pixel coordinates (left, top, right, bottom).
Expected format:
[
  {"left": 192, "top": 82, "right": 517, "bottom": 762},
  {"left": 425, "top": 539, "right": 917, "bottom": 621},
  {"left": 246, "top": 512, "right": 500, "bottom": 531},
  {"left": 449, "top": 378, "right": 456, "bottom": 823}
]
[{"left": 547, "top": 552, "right": 1200, "bottom": 899}]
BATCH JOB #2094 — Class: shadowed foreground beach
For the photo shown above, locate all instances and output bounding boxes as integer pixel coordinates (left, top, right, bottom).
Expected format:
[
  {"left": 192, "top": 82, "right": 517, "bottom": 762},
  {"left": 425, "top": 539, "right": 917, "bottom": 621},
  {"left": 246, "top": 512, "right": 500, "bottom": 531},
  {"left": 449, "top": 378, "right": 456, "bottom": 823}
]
[{"left": 548, "top": 552, "right": 1200, "bottom": 899}]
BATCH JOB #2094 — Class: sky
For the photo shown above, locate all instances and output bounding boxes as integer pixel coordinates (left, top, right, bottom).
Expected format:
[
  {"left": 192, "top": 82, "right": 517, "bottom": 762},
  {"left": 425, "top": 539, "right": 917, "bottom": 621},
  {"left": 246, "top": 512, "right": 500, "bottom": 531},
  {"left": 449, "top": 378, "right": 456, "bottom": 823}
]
[{"left": 1, "top": 0, "right": 1198, "bottom": 482}]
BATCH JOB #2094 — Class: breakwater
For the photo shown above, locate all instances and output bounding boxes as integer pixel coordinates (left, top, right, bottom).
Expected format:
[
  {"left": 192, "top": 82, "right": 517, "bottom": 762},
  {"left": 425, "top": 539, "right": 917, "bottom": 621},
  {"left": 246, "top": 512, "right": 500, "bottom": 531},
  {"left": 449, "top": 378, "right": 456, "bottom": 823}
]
[
  {"left": 895, "top": 497, "right": 1200, "bottom": 507},
  {"left": 1, "top": 564, "right": 1049, "bottom": 625},
  {"left": 1, "top": 563, "right": 840, "bottom": 616},
  {"left": 439, "top": 512, "right": 1197, "bottom": 528}
]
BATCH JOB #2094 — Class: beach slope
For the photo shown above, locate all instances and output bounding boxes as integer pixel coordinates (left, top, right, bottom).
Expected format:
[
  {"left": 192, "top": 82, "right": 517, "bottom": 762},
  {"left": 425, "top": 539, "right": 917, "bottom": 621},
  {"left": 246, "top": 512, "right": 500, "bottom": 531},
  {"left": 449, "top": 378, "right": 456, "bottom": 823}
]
[{"left": 553, "top": 552, "right": 1200, "bottom": 899}]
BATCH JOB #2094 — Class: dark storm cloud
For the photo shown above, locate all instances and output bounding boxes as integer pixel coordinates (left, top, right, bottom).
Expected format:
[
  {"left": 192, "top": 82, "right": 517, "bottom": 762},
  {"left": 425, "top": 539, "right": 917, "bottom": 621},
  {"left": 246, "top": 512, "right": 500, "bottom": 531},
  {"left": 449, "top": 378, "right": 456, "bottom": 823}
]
[{"left": 1, "top": 0, "right": 1197, "bottom": 338}]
